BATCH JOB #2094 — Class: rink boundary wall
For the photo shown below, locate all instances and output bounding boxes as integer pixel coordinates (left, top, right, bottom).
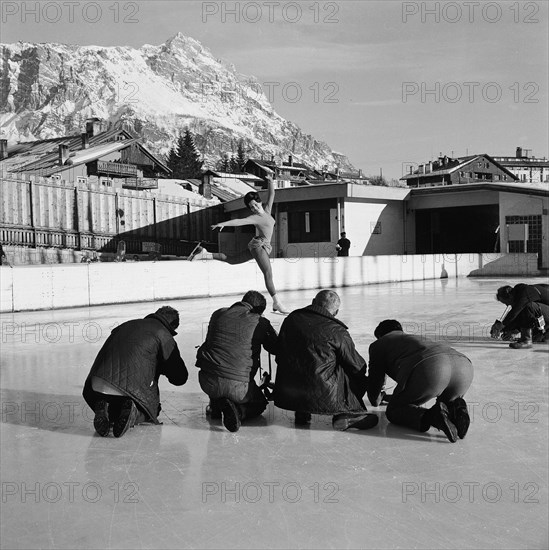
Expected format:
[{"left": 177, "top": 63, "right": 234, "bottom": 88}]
[{"left": 0, "top": 252, "right": 540, "bottom": 313}]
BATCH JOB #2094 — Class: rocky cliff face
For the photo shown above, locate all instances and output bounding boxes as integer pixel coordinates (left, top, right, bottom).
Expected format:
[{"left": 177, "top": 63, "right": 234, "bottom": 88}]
[{"left": 0, "top": 33, "right": 355, "bottom": 171}]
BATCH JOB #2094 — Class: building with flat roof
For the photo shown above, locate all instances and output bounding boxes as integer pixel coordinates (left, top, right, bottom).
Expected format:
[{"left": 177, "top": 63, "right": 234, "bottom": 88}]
[
  {"left": 215, "top": 181, "right": 549, "bottom": 269},
  {"left": 492, "top": 147, "right": 549, "bottom": 183}
]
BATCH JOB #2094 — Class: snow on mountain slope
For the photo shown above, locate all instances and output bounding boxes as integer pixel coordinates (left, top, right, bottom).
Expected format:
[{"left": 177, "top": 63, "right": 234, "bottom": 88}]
[{"left": 0, "top": 33, "right": 355, "bottom": 170}]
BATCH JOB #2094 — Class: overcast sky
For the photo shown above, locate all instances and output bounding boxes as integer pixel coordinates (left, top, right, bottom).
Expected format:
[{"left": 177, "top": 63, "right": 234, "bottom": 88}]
[{"left": 2, "top": 0, "right": 548, "bottom": 179}]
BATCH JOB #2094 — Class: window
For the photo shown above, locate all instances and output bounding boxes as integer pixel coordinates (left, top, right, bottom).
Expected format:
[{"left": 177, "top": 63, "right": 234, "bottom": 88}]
[
  {"left": 506, "top": 215, "right": 542, "bottom": 257},
  {"left": 77, "top": 177, "right": 88, "bottom": 185},
  {"left": 100, "top": 177, "right": 112, "bottom": 187},
  {"left": 288, "top": 210, "right": 331, "bottom": 243}
]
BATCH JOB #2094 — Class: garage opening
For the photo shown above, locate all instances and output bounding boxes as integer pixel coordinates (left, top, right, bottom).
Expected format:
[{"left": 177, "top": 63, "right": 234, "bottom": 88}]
[{"left": 415, "top": 205, "right": 499, "bottom": 254}]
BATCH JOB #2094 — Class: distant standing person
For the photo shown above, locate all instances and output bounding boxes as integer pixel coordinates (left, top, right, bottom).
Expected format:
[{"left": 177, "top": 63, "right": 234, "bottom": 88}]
[
  {"left": 336, "top": 232, "right": 351, "bottom": 257},
  {"left": 0, "top": 243, "right": 10, "bottom": 266}
]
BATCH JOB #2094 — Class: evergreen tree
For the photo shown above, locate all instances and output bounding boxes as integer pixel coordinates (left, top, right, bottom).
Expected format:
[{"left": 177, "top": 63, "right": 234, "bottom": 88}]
[
  {"left": 166, "top": 147, "right": 180, "bottom": 176},
  {"left": 229, "top": 154, "right": 238, "bottom": 174},
  {"left": 167, "top": 129, "right": 204, "bottom": 179},
  {"left": 236, "top": 140, "right": 247, "bottom": 173},
  {"left": 216, "top": 153, "right": 230, "bottom": 172}
]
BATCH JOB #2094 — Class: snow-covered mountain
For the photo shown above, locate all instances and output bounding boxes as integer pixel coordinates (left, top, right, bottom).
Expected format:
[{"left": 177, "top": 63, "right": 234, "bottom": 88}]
[{"left": 0, "top": 33, "right": 355, "bottom": 170}]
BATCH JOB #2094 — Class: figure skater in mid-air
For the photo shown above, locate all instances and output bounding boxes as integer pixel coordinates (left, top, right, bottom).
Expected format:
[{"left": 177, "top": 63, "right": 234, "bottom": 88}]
[{"left": 190, "top": 169, "right": 289, "bottom": 314}]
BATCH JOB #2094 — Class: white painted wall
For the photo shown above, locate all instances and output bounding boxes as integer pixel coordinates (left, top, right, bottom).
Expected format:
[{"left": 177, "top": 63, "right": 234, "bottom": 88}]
[
  {"left": 344, "top": 200, "right": 405, "bottom": 256},
  {"left": 0, "top": 253, "right": 539, "bottom": 312}
]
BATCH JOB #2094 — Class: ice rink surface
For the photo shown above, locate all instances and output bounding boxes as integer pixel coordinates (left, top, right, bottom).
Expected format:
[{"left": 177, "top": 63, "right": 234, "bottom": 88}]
[{"left": 1, "top": 276, "right": 548, "bottom": 549}]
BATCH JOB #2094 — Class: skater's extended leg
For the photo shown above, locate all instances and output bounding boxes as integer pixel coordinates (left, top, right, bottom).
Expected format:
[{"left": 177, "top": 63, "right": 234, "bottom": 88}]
[{"left": 250, "top": 247, "right": 288, "bottom": 313}]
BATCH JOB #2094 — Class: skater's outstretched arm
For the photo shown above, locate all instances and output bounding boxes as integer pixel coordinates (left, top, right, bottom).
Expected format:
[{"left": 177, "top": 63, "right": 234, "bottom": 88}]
[
  {"left": 211, "top": 216, "right": 260, "bottom": 230},
  {"left": 263, "top": 172, "right": 275, "bottom": 215}
]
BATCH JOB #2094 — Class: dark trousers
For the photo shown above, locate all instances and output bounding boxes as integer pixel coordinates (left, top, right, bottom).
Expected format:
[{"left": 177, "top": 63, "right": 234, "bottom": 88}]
[
  {"left": 198, "top": 370, "right": 267, "bottom": 420},
  {"left": 386, "top": 354, "right": 474, "bottom": 432},
  {"left": 507, "top": 303, "right": 549, "bottom": 332},
  {"left": 88, "top": 389, "right": 147, "bottom": 424}
]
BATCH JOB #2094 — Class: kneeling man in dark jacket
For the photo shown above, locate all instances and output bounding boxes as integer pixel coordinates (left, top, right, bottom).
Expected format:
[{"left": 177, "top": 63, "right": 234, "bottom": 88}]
[
  {"left": 491, "top": 283, "right": 549, "bottom": 349},
  {"left": 83, "top": 306, "right": 188, "bottom": 437},
  {"left": 367, "top": 319, "right": 474, "bottom": 443},
  {"left": 196, "top": 291, "right": 278, "bottom": 432},
  {"left": 273, "top": 290, "right": 378, "bottom": 431}
]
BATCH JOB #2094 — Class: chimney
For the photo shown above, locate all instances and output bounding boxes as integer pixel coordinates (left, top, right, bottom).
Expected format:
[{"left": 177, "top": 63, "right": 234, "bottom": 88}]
[
  {"left": 443, "top": 155, "right": 448, "bottom": 166},
  {"left": 358, "top": 168, "right": 363, "bottom": 178},
  {"left": 200, "top": 174, "right": 212, "bottom": 199},
  {"left": 58, "top": 144, "right": 70, "bottom": 165},
  {"left": 288, "top": 154, "right": 293, "bottom": 166},
  {"left": 81, "top": 133, "right": 89, "bottom": 149},
  {"left": 0, "top": 139, "right": 7, "bottom": 160},
  {"left": 335, "top": 167, "right": 340, "bottom": 177},
  {"left": 418, "top": 164, "right": 424, "bottom": 174},
  {"left": 516, "top": 146, "right": 522, "bottom": 158},
  {"left": 426, "top": 161, "right": 432, "bottom": 173},
  {"left": 85, "top": 117, "right": 104, "bottom": 138}
]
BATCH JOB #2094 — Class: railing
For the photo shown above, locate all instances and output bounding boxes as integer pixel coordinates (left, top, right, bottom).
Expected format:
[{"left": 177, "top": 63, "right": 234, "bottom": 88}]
[
  {"left": 123, "top": 177, "right": 158, "bottom": 189},
  {"left": 96, "top": 160, "right": 137, "bottom": 177},
  {"left": 0, "top": 225, "right": 219, "bottom": 257}
]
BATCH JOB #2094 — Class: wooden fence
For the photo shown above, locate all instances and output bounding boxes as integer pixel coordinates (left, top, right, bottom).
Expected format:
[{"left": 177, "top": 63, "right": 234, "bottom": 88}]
[{"left": 0, "top": 171, "right": 223, "bottom": 256}]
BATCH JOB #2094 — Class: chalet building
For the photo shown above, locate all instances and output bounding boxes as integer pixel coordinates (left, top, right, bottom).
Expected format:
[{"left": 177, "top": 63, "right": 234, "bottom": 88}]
[
  {"left": 243, "top": 156, "right": 369, "bottom": 188},
  {"left": 242, "top": 158, "right": 277, "bottom": 181},
  {"left": 307, "top": 167, "right": 368, "bottom": 185},
  {"left": 401, "top": 154, "right": 518, "bottom": 187},
  {"left": 244, "top": 155, "right": 336, "bottom": 188},
  {"left": 0, "top": 118, "right": 171, "bottom": 191},
  {"left": 492, "top": 147, "right": 549, "bottom": 184}
]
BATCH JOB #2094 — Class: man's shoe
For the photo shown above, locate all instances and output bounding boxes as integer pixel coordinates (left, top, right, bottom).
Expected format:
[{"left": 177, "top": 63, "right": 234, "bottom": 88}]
[
  {"left": 428, "top": 402, "right": 458, "bottom": 443},
  {"left": 449, "top": 397, "right": 470, "bottom": 439},
  {"left": 510, "top": 328, "right": 534, "bottom": 349},
  {"left": 295, "top": 411, "right": 312, "bottom": 425},
  {"left": 113, "top": 399, "right": 138, "bottom": 438},
  {"left": 509, "top": 339, "right": 533, "bottom": 349},
  {"left": 332, "top": 413, "right": 378, "bottom": 431},
  {"left": 93, "top": 400, "right": 110, "bottom": 437},
  {"left": 206, "top": 401, "right": 222, "bottom": 419},
  {"left": 219, "top": 398, "right": 241, "bottom": 432}
]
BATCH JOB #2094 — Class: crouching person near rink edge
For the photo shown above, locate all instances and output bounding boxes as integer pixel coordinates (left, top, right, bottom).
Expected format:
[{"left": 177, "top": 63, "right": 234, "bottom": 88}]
[
  {"left": 83, "top": 306, "right": 188, "bottom": 437},
  {"left": 272, "top": 289, "right": 378, "bottom": 431},
  {"left": 367, "top": 320, "right": 474, "bottom": 443},
  {"left": 196, "top": 291, "right": 278, "bottom": 433},
  {"left": 491, "top": 283, "right": 549, "bottom": 349}
]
